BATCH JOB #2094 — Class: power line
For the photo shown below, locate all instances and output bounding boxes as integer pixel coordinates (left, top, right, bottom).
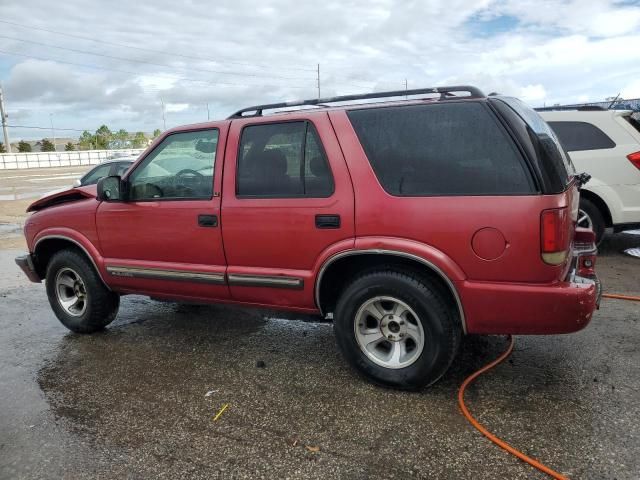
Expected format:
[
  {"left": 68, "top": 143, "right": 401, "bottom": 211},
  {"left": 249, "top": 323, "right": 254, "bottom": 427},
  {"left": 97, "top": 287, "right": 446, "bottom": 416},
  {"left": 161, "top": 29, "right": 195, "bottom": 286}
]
[
  {"left": 0, "top": 19, "right": 316, "bottom": 73},
  {"left": 8, "top": 124, "right": 87, "bottom": 132},
  {"left": 0, "top": 34, "right": 316, "bottom": 82},
  {"left": 0, "top": 48, "right": 313, "bottom": 90}
]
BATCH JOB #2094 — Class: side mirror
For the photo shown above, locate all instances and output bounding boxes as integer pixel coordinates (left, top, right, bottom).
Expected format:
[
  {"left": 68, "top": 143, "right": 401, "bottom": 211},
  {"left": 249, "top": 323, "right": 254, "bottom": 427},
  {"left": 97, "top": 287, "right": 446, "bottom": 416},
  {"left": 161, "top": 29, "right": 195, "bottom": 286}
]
[
  {"left": 97, "top": 176, "right": 124, "bottom": 202},
  {"left": 73, "top": 178, "right": 81, "bottom": 188}
]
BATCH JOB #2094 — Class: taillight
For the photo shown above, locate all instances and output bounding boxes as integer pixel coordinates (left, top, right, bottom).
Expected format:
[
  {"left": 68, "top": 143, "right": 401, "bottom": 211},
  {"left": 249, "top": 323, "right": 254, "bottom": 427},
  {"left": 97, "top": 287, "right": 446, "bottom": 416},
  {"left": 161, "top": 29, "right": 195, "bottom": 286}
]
[
  {"left": 628, "top": 151, "right": 640, "bottom": 170},
  {"left": 541, "top": 207, "right": 569, "bottom": 265}
]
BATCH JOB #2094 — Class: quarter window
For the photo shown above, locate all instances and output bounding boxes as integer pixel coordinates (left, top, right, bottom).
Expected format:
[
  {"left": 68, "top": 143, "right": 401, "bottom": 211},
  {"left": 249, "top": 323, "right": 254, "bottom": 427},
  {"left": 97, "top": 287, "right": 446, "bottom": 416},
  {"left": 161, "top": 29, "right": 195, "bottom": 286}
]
[
  {"left": 128, "top": 130, "right": 218, "bottom": 201},
  {"left": 347, "top": 102, "right": 534, "bottom": 196},
  {"left": 547, "top": 121, "right": 616, "bottom": 152},
  {"left": 237, "top": 121, "right": 334, "bottom": 198}
]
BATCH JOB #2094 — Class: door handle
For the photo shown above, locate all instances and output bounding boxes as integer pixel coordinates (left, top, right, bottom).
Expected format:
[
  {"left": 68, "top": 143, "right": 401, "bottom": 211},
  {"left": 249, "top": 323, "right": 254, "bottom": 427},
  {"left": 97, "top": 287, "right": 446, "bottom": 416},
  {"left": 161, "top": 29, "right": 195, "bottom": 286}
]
[
  {"left": 198, "top": 214, "right": 218, "bottom": 227},
  {"left": 315, "top": 214, "right": 340, "bottom": 229}
]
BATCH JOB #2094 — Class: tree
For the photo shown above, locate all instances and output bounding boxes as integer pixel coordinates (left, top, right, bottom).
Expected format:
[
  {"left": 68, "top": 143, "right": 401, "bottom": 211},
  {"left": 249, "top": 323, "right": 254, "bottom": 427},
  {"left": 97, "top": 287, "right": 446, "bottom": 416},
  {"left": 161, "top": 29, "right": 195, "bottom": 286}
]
[
  {"left": 79, "top": 131, "right": 94, "bottom": 150},
  {"left": 94, "top": 125, "right": 112, "bottom": 150},
  {"left": 115, "top": 129, "right": 128, "bottom": 142},
  {"left": 17, "top": 140, "right": 32, "bottom": 152},
  {"left": 132, "top": 131, "right": 147, "bottom": 148},
  {"left": 41, "top": 138, "right": 56, "bottom": 152},
  {"left": 153, "top": 128, "right": 162, "bottom": 138},
  {"left": 0, "top": 142, "right": 5, "bottom": 153},
  {"left": 65, "top": 142, "right": 75, "bottom": 151}
]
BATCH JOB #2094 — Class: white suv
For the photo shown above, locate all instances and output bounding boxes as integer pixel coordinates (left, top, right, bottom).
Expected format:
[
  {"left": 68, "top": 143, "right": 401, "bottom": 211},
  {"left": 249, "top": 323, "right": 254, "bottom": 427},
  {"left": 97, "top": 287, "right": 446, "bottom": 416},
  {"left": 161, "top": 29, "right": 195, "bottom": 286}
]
[{"left": 539, "top": 107, "right": 640, "bottom": 243}]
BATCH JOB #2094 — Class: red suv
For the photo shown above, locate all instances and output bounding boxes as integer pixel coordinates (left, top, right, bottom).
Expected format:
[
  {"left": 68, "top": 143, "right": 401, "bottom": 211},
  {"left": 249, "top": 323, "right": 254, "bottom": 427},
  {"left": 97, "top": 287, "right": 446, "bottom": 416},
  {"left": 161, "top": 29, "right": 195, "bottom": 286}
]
[{"left": 16, "top": 86, "right": 601, "bottom": 389}]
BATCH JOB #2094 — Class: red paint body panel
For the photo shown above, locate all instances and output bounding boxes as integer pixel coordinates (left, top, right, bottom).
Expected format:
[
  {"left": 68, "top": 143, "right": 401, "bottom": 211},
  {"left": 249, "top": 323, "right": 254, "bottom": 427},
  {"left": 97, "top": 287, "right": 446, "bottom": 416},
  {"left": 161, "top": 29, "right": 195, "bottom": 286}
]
[
  {"left": 22, "top": 101, "right": 598, "bottom": 336},
  {"left": 459, "top": 279, "right": 597, "bottom": 334},
  {"left": 95, "top": 122, "right": 229, "bottom": 299},
  {"left": 221, "top": 112, "right": 355, "bottom": 306}
]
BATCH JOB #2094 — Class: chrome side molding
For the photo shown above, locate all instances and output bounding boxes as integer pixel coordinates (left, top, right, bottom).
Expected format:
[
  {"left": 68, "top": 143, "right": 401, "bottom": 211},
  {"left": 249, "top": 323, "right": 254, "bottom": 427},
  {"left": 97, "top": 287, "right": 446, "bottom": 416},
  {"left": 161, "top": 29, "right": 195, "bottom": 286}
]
[
  {"left": 106, "top": 265, "right": 226, "bottom": 284},
  {"left": 227, "top": 274, "right": 304, "bottom": 289}
]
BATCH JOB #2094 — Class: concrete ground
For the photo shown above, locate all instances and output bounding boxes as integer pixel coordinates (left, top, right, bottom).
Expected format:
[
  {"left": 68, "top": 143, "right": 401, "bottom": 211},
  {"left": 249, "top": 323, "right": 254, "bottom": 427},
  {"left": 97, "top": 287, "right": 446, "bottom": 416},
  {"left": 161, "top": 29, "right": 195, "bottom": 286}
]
[{"left": 0, "top": 168, "right": 639, "bottom": 479}]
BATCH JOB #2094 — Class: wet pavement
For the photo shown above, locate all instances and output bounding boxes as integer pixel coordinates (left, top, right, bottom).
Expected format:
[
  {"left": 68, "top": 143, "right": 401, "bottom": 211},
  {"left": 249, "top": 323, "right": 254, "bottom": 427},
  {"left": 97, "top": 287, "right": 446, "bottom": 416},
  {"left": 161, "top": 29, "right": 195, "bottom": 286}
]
[{"left": 1, "top": 233, "right": 639, "bottom": 479}]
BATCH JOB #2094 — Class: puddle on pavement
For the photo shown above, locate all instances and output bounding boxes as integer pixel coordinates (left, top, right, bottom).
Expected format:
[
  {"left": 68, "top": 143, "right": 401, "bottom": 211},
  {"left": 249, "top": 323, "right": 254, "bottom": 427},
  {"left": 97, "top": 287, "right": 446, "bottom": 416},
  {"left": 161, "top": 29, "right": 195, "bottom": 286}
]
[{"left": 0, "top": 222, "right": 22, "bottom": 235}]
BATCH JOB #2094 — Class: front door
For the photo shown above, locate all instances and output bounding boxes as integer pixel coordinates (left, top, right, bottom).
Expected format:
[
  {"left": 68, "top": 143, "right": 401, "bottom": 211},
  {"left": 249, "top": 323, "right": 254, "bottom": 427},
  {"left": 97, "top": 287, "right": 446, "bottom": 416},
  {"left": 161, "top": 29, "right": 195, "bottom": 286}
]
[{"left": 96, "top": 125, "right": 229, "bottom": 301}]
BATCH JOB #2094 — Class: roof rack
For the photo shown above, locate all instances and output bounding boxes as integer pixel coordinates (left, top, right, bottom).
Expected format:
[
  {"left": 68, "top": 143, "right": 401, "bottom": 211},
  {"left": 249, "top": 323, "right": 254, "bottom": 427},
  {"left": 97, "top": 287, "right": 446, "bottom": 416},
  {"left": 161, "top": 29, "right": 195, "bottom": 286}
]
[
  {"left": 534, "top": 105, "right": 607, "bottom": 112},
  {"left": 227, "top": 85, "right": 485, "bottom": 119}
]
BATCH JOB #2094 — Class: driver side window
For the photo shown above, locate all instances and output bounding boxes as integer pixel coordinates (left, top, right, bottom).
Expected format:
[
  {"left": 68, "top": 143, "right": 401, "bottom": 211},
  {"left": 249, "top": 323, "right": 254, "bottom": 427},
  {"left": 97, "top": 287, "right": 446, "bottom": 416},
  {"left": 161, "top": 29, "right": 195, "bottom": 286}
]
[{"left": 128, "top": 129, "right": 218, "bottom": 201}]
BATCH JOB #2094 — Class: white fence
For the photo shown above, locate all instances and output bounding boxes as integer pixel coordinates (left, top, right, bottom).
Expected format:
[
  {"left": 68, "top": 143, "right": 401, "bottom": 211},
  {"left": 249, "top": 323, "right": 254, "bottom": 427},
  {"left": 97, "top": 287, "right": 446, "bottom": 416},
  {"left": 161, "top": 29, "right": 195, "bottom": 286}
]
[{"left": 0, "top": 149, "right": 145, "bottom": 170}]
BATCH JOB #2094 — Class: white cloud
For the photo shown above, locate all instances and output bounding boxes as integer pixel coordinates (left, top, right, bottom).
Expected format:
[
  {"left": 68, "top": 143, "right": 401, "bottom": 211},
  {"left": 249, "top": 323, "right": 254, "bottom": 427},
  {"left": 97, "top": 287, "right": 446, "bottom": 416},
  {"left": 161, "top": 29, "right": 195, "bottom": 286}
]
[{"left": 0, "top": 0, "right": 638, "bottom": 140}]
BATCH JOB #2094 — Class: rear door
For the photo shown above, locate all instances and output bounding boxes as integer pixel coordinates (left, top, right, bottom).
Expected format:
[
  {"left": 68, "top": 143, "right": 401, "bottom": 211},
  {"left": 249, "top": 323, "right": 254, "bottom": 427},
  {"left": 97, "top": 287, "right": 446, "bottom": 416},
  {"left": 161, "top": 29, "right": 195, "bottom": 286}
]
[
  {"left": 96, "top": 125, "right": 229, "bottom": 301},
  {"left": 221, "top": 113, "right": 355, "bottom": 309}
]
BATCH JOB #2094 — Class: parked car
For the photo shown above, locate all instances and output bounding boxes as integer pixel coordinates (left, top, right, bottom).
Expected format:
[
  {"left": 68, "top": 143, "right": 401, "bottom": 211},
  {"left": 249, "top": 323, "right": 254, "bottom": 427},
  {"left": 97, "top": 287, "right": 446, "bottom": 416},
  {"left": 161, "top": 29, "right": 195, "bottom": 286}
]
[
  {"left": 16, "top": 86, "right": 600, "bottom": 389},
  {"left": 538, "top": 107, "right": 640, "bottom": 243},
  {"left": 74, "top": 158, "right": 136, "bottom": 187}
]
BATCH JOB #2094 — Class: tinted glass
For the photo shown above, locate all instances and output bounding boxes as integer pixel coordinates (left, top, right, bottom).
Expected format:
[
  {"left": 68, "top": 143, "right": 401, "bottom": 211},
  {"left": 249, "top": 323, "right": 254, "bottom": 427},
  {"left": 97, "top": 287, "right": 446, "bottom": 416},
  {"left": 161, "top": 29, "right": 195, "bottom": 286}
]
[
  {"left": 547, "top": 121, "right": 615, "bottom": 151},
  {"left": 237, "top": 121, "right": 333, "bottom": 197},
  {"left": 625, "top": 116, "right": 640, "bottom": 134},
  {"left": 81, "top": 163, "right": 112, "bottom": 185},
  {"left": 347, "top": 102, "right": 533, "bottom": 196},
  {"left": 129, "top": 130, "right": 218, "bottom": 200},
  {"left": 113, "top": 161, "right": 133, "bottom": 177},
  {"left": 497, "top": 97, "right": 575, "bottom": 187}
]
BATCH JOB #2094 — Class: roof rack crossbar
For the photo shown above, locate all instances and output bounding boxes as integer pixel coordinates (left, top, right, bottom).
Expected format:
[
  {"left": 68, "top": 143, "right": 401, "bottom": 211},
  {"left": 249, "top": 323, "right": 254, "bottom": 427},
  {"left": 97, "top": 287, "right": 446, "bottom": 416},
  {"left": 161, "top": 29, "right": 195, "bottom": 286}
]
[{"left": 227, "top": 85, "right": 485, "bottom": 119}]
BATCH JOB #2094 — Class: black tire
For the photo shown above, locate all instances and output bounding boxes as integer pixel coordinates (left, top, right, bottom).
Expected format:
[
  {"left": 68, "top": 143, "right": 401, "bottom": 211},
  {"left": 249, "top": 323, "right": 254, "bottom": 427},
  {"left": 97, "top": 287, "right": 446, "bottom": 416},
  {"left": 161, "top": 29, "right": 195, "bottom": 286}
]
[
  {"left": 579, "top": 198, "right": 605, "bottom": 246},
  {"left": 334, "top": 270, "right": 461, "bottom": 390},
  {"left": 45, "top": 249, "right": 120, "bottom": 333}
]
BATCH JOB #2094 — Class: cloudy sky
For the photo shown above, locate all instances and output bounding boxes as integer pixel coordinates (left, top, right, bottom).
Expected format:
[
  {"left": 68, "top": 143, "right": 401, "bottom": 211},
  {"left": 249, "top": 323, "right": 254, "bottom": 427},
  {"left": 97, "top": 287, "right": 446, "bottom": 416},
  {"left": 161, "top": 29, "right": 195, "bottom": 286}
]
[{"left": 1, "top": 0, "right": 639, "bottom": 141}]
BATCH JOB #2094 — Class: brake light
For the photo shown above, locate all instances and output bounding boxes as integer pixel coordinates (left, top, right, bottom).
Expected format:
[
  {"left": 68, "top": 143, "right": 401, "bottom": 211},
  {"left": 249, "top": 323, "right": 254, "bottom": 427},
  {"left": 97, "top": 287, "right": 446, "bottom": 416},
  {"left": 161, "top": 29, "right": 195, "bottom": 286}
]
[
  {"left": 541, "top": 208, "right": 569, "bottom": 265},
  {"left": 628, "top": 151, "right": 640, "bottom": 170}
]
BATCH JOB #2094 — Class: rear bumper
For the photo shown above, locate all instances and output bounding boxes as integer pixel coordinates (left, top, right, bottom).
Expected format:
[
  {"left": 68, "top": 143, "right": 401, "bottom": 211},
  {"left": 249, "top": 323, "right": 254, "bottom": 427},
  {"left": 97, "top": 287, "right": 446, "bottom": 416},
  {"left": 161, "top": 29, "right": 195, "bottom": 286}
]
[
  {"left": 15, "top": 254, "right": 42, "bottom": 283},
  {"left": 461, "top": 277, "right": 599, "bottom": 335},
  {"left": 461, "top": 239, "right": 601, "bottom": 335}
]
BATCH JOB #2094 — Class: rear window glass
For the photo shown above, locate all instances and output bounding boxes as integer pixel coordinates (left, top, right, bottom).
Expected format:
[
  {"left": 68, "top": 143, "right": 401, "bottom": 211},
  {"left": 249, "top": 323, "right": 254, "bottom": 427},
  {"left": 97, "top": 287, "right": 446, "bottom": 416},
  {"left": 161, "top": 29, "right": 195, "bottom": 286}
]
[
  {"left": 497, "top": 97, "right": 575, "bottom": 187},
  {"left": 347, "top": 102, "right": 534, "bottom": 196},
  {"left": 547, "top": 121, "right": 615, "bottom": 151},
  {"left": 625, "top": 116, "right": 640, "bottom": 134}
]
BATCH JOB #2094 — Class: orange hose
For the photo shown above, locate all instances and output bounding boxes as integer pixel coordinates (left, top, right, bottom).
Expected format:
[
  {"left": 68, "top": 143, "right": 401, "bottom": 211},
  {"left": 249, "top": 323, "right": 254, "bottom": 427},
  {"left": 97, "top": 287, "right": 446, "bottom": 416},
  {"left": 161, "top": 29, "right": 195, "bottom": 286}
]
[
  {"left": 457, "top": 293, "right": 639, "bottom": 479},
  {"left": 602, "top": 293, "right": 640, "bottom": 302},
  {"left": 458, "top": 336, "right": 569, "bottom": 480}
]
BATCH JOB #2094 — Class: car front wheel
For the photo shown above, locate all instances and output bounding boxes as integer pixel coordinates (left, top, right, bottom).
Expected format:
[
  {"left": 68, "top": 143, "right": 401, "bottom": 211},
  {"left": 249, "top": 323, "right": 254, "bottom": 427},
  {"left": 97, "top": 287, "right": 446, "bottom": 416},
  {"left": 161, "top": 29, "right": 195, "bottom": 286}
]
[
  {"left": 45, "top": 249, "right": 120, "bottom": 333},
  {"left": 334, "top": 270, "right": 461, "bottom": 389}
]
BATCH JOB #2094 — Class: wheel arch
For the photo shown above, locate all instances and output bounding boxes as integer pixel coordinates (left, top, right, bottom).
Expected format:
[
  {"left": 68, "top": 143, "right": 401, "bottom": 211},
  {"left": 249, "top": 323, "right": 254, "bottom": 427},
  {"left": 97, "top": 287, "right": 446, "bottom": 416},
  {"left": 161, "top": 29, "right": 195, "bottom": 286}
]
[
  {"left": 580, "top": 189, "right": 613, "bottom": 227},
  {"left": 33, "top": 234, "right": 110, "bottom": 288},
  {"left": 315, "top": 249, "right": 467, "bottom": 333}
]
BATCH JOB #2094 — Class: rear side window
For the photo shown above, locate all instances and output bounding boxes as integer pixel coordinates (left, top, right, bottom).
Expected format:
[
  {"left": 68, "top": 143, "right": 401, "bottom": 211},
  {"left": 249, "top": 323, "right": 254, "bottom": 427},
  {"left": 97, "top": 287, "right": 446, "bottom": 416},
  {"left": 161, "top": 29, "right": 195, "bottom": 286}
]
[
  {"left": 497, "top": 97, "right": 575, "bottom": 189},
  {"left": 347, "top": 102, "right": 534, "bottom": 196},
  {"left": 625, "top": 116, "right": 640, "bottom": 134},
  {"left": 547, "top": 121, "right": 615, "bottom": 151},
  {"left": 237, "top": 121, "right": 334, "bottom": 198}
]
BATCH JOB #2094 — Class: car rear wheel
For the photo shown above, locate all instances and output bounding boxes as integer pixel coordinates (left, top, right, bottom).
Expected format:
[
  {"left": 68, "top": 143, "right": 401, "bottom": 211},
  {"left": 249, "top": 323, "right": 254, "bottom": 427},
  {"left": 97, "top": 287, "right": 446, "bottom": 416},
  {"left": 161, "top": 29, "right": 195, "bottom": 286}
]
[
  {"left": 334, "top": 270, "right": 461, "bottom": 389},
  {"left": 45, "top": 249, "right": 120, "bottom": 333},
  {"left": 578, "top": 198, "right": 605, "bottom": 245}
]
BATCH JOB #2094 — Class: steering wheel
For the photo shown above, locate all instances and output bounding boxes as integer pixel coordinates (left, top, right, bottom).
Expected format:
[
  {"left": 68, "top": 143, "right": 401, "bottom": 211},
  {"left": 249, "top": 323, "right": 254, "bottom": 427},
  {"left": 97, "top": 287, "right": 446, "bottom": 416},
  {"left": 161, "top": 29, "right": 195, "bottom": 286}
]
[{"left": 175, "top": 169, "right": 204, "bottom": 178}]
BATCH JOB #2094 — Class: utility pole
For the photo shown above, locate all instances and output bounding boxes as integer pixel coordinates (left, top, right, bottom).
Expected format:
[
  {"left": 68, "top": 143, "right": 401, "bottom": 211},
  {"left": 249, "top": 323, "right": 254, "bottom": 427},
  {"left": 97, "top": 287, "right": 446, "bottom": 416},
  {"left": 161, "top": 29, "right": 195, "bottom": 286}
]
[
  {"left": 317, "top": 64, "right": 321, "bottom": 99},
  {"left": 404, "top": 79, "right": 408, "bottom": 99},
  {"left": 49, "top": 113, "right": 56, "bottom": 151},
  {"left": 0, "top": 85, "right": 11, "bottom": 153},
  {"left": 160, "top": 97, "right": 166, "bottom": 130},
  {"left": 206, "top": 103, "right": 210, "bottom": 121}
]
